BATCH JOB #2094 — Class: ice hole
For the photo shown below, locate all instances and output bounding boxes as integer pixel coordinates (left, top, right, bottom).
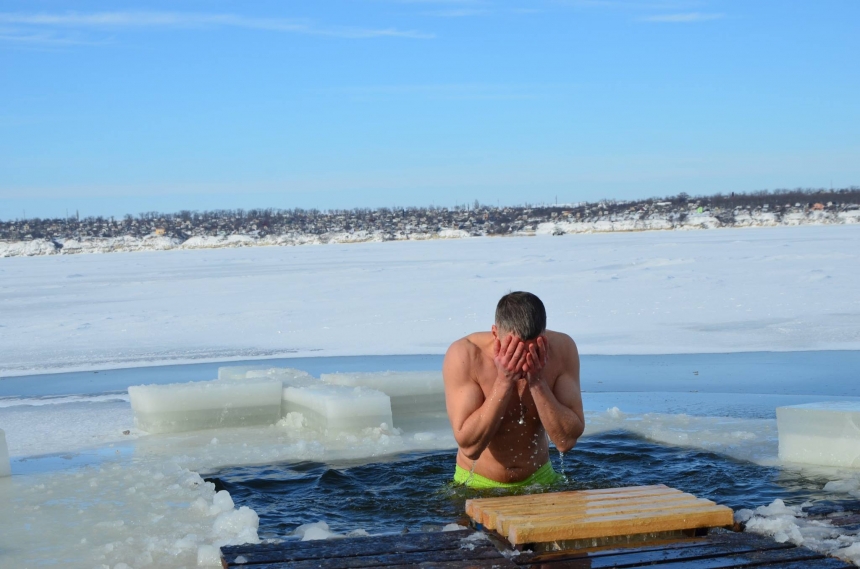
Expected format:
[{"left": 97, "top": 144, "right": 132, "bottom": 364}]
[
  {"left": 0, "top": 428, "right": 10, "bottom": 477},
  {"left": 282, "top": 384, "right": 393, "bottom": 433},
  {"left": 777, "top": 402, "right": 860, "bottom": 467},
  {"left": 128, "top": 379, "right": 283, "bottom": 434},
  {"left": 321, "top": 371, "right": 446, "bottom": 430}
]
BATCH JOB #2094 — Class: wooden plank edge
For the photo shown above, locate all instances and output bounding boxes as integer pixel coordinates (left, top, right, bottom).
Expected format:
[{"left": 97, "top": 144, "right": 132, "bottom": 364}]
[
  {"left": 495, "top": 498, "right": 718, "bottom": 535},
  {"left": 507, "top": 506, "right": 734, "bottom": 545},
  {"left": 483, "top": 493, "right": 705, "bottom": 530}
]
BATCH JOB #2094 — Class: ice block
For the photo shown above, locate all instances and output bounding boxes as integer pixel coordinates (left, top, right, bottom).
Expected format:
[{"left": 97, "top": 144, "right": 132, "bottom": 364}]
[
  {"left": 0, "top": 428, "right": 10, "bottom": 477},
  {"left": 244, "top": 367, "right": 317, "bottom": 387},
  {"left": 777, "top": 402, "right": 860, "bottom": 467},
  {"left": 321, "top": 371, "right": 447, "bottom": 430},
  {"left": 281, "top": 384, "right": 393, "bottom": 433},
  {"left": 218, "top": 365, "right": 317, "bottom": 387},
  {"left": 128, "top": 379, "right": 283, "bottom": 434}
]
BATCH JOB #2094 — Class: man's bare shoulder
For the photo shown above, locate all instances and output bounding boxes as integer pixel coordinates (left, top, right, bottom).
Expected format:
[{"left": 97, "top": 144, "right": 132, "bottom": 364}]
[
  {"left": 445, "top": 333, "right": 488, "bottom": 361},
  {"left": 545, "top": 329, "right": 577, "bottom": 350},
  {"left": 443, "top": 333, "right": 489, "bottom": 382}
]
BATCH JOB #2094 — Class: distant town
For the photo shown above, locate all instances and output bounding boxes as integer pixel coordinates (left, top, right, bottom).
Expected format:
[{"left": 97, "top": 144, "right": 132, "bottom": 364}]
[{"left": 2, "top": 187, "right": 859, "bottom": 257}]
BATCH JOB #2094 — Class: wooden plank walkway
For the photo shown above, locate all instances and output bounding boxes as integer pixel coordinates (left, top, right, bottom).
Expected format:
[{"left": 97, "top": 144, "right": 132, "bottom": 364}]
[
  {"left": 221, "top": 528, "right": 854, "bottom": 568},
  {"left": 221, "top": 488, "right": 859, "bottom": 568},
  {"left": 466, "top": 484, "right": 734, "bottom": 546}
]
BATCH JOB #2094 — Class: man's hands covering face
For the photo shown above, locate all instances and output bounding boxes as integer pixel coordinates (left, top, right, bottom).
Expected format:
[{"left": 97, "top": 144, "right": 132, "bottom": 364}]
[
  {"left": 524, "top": 336, "right": 548, "bottom": 383},
  {"left": 493, "top": 334, "right": 529, "bottom": 383},
  {"left": 494, "top": 334, "right": 548, "bottom": 384}
]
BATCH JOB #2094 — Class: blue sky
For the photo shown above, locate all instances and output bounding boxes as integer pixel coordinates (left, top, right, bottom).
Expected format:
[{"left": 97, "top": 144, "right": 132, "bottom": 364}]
[{"left": 1, "top": 1, "right": 858, "bottom": 219}]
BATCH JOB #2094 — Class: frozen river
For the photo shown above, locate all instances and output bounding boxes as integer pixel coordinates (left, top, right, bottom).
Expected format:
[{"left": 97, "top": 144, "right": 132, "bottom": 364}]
[{"left": 2, "top": 226, "right": 860, "bottom": 567}]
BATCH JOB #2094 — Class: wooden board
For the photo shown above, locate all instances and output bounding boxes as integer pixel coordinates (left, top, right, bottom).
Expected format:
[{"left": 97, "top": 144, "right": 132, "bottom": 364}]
[
  {"left": 220, "top": 528, "right": 855, "bottom": 568},
  {"left": 220, "top": 529, "right": 517, "bottom": 569},
  {"left": 466, "top": 485, "right": 734, "bottom": 546}
]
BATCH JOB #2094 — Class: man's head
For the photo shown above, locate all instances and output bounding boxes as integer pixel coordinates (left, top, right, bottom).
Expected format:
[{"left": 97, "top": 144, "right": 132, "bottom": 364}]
[{"left": 493, "top": 291, "right": 546, "bottom": 341}]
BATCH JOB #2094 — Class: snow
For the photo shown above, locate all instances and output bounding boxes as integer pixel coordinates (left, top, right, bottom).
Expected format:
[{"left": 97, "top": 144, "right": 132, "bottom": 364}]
[
  {"left": 282, "top": 384, "right": 394, "bottom": 433},
  {"left": 777, "top": 402, "right": 860, "bottom": 467},
  {"left": 129, "top": 379, "right": 283, "bottom": 434},
  {"left": 2, "top": 225, "right": 860, "bottom": 377},
  {"left": 0, "top": 459, "right": 260, "bottom": 568},
  {"left": 0, "top": 428, "right": 9, "bottom": 477}
]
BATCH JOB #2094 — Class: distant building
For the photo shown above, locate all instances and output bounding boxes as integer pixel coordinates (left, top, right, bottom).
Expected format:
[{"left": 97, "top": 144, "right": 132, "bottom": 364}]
[{"left": 154, "top": 227, "right": 166, "bottom": 236}]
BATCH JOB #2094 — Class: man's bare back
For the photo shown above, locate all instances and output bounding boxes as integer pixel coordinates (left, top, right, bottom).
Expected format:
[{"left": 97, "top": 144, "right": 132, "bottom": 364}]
[{"left": 443, "top": 324, "right": 585, "bottom": 484}]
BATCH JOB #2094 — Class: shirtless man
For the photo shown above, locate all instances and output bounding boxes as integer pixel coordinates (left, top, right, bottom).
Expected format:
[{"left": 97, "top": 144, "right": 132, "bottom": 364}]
[{"left": 443, "top": 292, "right": 585, "bottom": 488}]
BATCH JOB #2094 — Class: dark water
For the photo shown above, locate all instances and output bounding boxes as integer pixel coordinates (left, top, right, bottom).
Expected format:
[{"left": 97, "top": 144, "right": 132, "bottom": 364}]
[{"left": 208, "top": 431, "right": 835, "bottom": 541}]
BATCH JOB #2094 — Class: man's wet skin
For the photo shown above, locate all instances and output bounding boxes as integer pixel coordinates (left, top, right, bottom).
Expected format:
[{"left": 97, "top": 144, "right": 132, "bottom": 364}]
[{"left": 444, "top": 329, "right": 584, "bottom": 484}]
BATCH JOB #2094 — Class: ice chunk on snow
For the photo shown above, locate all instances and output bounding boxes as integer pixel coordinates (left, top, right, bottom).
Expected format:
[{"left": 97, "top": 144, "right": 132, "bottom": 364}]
[
  {"left": 321, "top": 371, "right": 445, "bottom": 429},
  {"left": 777, "top": 402, "right": 860, "bottom": 467},
  {"left": 0, "top": 428, "right": 10, "bottom": 477},
  {"left": 282, "top": 385, "right": 393, "bottom": 433},
  {"left": 129, "top": 379, "right": 282, "bottom": 434}
]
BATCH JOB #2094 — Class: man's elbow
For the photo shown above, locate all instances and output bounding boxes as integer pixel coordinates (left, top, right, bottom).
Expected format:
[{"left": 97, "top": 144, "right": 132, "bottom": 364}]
[
  {"left": 556, "top": 424, "right": 585, "bottom": 453},
  {"left": 458, "top": 441, "right": 484, "bottom": 460}
]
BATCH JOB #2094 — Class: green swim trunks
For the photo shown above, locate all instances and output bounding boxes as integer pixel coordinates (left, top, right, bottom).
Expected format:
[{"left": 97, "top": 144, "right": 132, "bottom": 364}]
[{"left": 453, "top": 461, "right": 562, "bottom": 489}]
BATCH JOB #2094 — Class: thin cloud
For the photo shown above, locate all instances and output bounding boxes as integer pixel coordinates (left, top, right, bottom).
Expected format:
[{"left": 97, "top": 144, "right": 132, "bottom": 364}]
[
  {"left": 0, "top": 11, "right": 434, "bottom": 42},
  {"left": 642, "top": 12, "right": 724, "bottom": 22}
]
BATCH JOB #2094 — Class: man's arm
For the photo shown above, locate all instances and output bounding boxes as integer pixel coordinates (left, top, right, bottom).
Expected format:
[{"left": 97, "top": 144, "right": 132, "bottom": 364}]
[
  {"left": 443, "top": 336, "right": 526, "bottom": 460},
  {"left": 527, "top": 334, "right": 585, "bottom": 453}
]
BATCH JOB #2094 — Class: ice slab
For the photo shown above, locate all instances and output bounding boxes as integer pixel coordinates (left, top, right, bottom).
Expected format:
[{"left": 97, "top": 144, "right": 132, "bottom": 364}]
[
  {"left": 218, "top": 365, "right": 316, "bottom": 386},
  {"left": 777, "top": 402, "right": 860, "bottom": 467},
  {"left": 321, "top": 371, "right": 447, "bottom": 429},
  {"left": 282, "top": 385, "right": 393, "bottom": 433},
  {"left": 0, "top": 428, "right": 10, "bottom": 477},
  {"left": 128, "top": 379, "right": 282, "bottom": 434},
  {"left": 243, "top": 367, "right": 318, "bottom": 387}
]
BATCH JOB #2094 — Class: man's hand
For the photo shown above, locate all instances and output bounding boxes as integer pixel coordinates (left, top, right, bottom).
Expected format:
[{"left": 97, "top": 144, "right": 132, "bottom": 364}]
[
  {"left": 493, "top": 334, "right": 528, "bottom": 383},
  {"left": 524, "top": 335, "right": 548, "bottom": 383}
]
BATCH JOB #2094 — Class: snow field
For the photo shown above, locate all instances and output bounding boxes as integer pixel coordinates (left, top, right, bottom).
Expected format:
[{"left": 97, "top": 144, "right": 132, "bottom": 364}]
[
  {"left": 777, "top": 402, "right": 860, "bottom": 468},
  {"left": 3, "top": 225, "right": 860, "bottom": 377}
]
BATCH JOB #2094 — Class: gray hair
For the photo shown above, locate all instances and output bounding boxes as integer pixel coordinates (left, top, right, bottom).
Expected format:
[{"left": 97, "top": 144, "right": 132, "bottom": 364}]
[{"left": 495, "top": 292, "right": 546, "bottom": 340}]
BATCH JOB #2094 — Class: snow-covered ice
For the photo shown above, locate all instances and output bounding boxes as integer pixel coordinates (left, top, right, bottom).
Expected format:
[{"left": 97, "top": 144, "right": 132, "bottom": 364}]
[
  {"left": 282, "top": 384, "right": 394, "bottom": 433},
  {"left": 2, "top": 227, "right": 860, "bottom": 567},
  {"left": 777, "top": 402, "right": 860, "bottom": 467},
  {"left": 129, "top": 379, "right": 282, "bottom": 434},
  {"left": 322, "top": 371, "right": 446, "bottom": 430},
  {"left": 2, "top": 225, "right": 859, "bottom": 377},
  {"left": 0, "top": 457, "right": 260, "bottom": 568},
  {"left": 0, "top": 428, "right": 10, "bottom": 477}
]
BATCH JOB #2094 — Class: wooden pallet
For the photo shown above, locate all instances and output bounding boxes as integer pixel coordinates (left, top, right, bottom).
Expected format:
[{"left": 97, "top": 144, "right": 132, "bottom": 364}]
[
  {"left": 466, "top": 484, "right": 734, "bottom": 546},
  {"left": 221, "top": 528, "right": 854, "bottom": 568}
]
